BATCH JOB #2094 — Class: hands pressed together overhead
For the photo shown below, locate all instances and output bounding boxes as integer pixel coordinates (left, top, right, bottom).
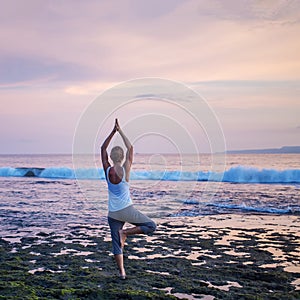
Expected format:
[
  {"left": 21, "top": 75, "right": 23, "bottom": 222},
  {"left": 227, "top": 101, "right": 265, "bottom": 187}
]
[{"left": 113, "top": 118, "right": 120, "bottom": 133}]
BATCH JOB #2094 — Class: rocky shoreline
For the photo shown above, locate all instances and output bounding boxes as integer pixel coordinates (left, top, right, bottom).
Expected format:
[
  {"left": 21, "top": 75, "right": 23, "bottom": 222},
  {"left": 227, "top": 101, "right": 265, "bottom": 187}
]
[{"left": 1, "top": 214, "right": 299, "bottom": 299}]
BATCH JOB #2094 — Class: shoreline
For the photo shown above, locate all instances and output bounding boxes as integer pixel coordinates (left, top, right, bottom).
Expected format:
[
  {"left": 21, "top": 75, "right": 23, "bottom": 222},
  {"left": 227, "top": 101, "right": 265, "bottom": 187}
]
[{"left": 1, "top": 213, "right": 299, "bottom": 299}]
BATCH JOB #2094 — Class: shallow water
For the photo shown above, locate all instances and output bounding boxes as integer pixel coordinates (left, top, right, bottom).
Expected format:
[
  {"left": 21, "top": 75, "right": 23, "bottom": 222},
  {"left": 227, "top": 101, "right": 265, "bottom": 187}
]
[{"left": 0, "top": 154, "right": 299, "bottom": 239}]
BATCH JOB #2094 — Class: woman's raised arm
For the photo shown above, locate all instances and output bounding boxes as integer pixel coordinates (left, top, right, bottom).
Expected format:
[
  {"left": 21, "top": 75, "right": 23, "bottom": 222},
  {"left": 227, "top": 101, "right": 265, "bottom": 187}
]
[
  {"left": 116, "top": 119, "right": 133, "bottom": 171},
  {"left": 101, "top": 122, "right": 117, "bottom": 171}
]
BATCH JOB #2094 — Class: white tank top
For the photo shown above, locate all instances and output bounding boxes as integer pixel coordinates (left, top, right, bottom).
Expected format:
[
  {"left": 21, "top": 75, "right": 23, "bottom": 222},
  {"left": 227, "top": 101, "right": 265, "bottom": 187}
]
[{"left": 106, "top": 166, "right": 133, "bottom": 212}]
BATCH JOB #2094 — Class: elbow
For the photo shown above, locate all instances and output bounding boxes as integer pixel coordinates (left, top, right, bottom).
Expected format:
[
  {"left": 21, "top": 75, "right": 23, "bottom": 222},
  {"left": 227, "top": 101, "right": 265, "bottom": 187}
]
[
  {"left": 126, "top": 146, "right": 133, "bottom": 161},
  {"left": 101, "top": 145, "right": 107, "bottom": 154},
  {"left": 129, "top": 145, "right": 133, "bottom": 156}
]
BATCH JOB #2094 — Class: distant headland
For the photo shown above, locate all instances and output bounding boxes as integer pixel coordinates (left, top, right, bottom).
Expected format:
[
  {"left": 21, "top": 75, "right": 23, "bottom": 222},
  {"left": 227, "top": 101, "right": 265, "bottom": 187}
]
[{"left": 226, "top": 146, "right": 300, "bottom": 154}]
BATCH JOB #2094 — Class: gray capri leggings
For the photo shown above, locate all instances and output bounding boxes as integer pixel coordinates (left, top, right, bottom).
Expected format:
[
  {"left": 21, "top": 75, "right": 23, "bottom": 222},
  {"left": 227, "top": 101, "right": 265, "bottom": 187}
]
[{"left": 108, "top": 205, "right": 156, "bottom": 255}]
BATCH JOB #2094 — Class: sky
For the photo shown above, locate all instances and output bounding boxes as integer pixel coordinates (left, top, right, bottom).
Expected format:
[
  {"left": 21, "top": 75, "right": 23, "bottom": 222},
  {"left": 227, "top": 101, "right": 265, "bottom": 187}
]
[{"left": 0, "top": 0, "right": 300, "bottom": 154}]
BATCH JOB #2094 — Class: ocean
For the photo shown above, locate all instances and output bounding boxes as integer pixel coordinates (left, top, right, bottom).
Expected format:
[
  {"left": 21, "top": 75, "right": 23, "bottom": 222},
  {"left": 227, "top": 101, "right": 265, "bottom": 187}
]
[{"left": 0, "top": 153, "right": 299, "bottom": 241}]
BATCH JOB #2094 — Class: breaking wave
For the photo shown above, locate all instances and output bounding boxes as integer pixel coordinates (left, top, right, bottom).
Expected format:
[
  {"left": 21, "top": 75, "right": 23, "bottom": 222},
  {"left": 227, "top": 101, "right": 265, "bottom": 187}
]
[{"left": 0, "top": 166, "right": 299, "bottom": 184}]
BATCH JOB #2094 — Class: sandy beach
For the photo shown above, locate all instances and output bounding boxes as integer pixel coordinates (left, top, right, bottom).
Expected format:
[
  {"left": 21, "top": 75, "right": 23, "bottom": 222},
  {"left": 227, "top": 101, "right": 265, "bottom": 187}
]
[{"left": 1, "top": 213, "right": 299, "bottom": 299}]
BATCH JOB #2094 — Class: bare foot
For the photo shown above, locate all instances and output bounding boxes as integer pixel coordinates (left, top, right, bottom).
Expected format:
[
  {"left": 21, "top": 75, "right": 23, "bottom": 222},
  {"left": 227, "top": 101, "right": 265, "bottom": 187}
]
[
  {"left": 119, "top": 268, "right": 126, "bottom": 280},
  {"left": 119, "top": 229, "right": 127, "bottom": 249}
]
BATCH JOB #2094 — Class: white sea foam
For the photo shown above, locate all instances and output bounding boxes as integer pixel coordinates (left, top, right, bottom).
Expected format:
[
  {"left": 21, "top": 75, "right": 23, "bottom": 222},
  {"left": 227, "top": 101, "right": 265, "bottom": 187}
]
[{"left": 0, "top": 166, "right": 299, "bottom": 184}]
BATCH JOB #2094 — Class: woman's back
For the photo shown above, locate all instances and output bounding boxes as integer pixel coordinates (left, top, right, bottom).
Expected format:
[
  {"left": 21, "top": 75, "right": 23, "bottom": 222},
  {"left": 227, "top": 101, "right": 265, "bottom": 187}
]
[
  {"left": 108, "top": 165, "right": 124, "bottom": 184},
  {"left": 106, "top": 166, "right": 132, "bottom": 212}
]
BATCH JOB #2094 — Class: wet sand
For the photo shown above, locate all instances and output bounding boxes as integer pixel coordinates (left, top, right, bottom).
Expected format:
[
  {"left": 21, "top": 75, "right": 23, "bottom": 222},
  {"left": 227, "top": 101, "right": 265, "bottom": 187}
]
[{"left": 1, "top": 214, "right": 299, "bottom": 299}]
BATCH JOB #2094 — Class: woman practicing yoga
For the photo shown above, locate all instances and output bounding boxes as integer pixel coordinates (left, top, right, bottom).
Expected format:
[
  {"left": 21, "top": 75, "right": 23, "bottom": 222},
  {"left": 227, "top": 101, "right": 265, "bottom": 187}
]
[{"left": 101, "top": 119, "right": 156, "bottom": 279}]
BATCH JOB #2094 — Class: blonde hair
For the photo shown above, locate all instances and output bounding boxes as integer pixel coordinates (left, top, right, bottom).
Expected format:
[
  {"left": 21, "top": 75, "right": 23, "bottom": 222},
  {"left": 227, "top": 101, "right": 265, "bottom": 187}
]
[{"left": 110, "top": 146, "right": 124, "bottom": 163}]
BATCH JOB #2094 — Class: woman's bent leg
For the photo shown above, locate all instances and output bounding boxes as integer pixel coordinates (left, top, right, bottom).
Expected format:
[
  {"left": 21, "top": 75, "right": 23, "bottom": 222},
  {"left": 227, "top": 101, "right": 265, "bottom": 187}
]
[
  {"left": 122, "top": 206, "right": 157, "bottom": 235},
  {"left": 120, "top": 220, "right": 157, "bottom": 246},
  {"left": 138, "top": 220, "right": 157, "bottom": 234}
]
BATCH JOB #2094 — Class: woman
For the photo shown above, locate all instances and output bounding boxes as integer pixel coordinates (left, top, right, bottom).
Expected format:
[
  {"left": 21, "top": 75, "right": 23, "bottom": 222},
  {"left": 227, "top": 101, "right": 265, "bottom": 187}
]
[{"left": 101, "top": 119, "right": 156, "bottom": 279}]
